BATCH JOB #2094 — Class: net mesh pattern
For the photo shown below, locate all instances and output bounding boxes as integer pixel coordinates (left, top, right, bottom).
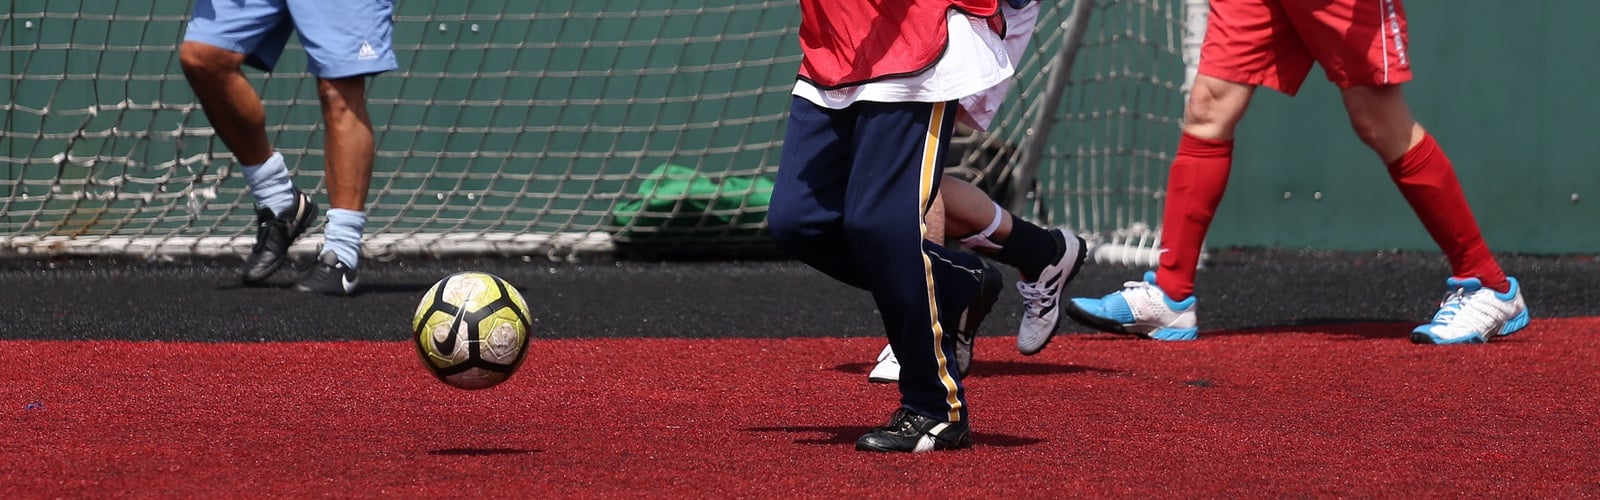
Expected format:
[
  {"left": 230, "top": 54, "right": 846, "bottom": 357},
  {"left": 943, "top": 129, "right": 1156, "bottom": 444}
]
[
  {"left": 1, "top": 0, "right": 798, "bottom": 259},
  {"left": 1, "top": 0, "right": 1193, "bottom": 262}
]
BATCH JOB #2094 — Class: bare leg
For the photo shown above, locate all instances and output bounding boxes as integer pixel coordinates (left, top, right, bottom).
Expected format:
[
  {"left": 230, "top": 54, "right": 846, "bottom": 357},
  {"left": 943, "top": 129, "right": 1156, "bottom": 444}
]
[
  {"left": 936, "top": 176, "right": 1010, "bottom": 241},
  {"left": 179, "top": 41, "right": 274, "bottom": 165},
  {"left": 1182, "top": 74, "right": 1256, "bottom": 140},
  {"left": 1339, "top": 84, "right": 1422, "bottom": 163},
  {"left": 317, "top": 77, "right": 375, "bottom": 211}
]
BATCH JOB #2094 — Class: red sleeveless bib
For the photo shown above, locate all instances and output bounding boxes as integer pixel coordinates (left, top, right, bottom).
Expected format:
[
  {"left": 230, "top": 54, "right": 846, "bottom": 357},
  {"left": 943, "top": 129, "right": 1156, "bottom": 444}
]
[{"left": 798, "top": 0, "right": 1003, "bottom": 89}]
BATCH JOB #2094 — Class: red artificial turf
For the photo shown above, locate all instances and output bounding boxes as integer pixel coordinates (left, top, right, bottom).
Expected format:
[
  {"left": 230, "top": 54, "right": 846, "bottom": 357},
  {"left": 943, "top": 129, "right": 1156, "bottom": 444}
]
[{"left": 4, "top": 319, "right": 1599, "bottom": 497}]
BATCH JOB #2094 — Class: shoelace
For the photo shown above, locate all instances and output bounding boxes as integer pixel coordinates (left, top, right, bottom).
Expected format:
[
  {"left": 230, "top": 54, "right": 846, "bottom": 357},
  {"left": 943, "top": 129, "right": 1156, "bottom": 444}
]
[
  {"left": 1122, "top": 278, "right": 1153, "bottom": 290},
  {"left": 1431, "top": 287, "right": 1499, "bottom": 333},
  {"left": 1431, "top": 289, "right": 1469, "bottom": 323},
  {"left": 1015, "top": 281, "right": 1052, "bottom": 315},
  {"left": 1115, "top": 279, "right": 1177, "bottom": 316},
  {"left": 887, "top": 411, "right": 921, "bottom": 434}
]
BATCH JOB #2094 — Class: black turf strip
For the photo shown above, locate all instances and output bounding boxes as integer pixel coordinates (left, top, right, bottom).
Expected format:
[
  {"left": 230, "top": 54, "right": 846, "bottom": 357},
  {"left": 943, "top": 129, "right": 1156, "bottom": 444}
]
[{"left": 1, "top": 249, "right": 1596, "bottom": 342}]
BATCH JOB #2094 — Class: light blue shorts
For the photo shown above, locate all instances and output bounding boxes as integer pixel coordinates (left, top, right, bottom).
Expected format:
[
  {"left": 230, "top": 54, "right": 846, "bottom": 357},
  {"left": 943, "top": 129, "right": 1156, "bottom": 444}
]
[{"left": 184, "top": 0, "right": 398, "bottom": 79}]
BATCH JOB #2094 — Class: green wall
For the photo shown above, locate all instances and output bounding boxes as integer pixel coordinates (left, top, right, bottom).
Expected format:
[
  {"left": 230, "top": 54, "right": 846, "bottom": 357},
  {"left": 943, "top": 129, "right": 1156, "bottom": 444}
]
[
  {"left": 5, "top": 0, "right": 1597, "bottom": 254},
  {"left": 1210, "top": 1, "right": 1600, "bottom": 254},
  {"left": 2, "top": 1, "right": 798, "bottom": 242}
]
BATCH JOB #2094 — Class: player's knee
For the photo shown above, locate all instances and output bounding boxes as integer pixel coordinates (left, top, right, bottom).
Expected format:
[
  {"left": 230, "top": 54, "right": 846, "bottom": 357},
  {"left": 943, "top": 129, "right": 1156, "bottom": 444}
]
[
  {"left": 765, "top": 199, "right": 816, "bottom": 252},
  {"left": 841, "top": 212, "right": 908, "bottom": 252},
  {"left": 1346, "top": 114, "right": 1388, "bottom": 150},
  {"left": 1182, "top": 77, "right": 1251, "bottom": 139},
  {"left": 1340, "top": 85, "right": 1416, "bottom": 155},
  {"left": 178, "top": 42, "right": 240, "bottom": 79},
  {"left": 317, "top": 78, "right": 365, "bottom": 106},
  {"left": 1347, "top": 116, "right": 1418, "bottom": 161}
]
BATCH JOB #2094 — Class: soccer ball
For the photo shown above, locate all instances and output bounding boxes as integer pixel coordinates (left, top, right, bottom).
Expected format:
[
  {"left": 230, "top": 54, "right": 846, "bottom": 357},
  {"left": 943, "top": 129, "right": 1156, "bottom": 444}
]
[{"left": 412, "top": 271, "right": 534, "bottom": 390}]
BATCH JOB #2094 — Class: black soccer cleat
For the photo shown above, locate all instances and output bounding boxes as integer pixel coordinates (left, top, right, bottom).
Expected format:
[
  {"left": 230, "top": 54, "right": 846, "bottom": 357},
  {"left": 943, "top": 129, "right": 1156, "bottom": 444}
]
[
  {"left": 292, "top": 252, "right": 359, "bottom": 296},
  {"left": 241, "top": 191, "right": 317, "bottom": 285},
  {"left": 953, "top": 260, "right": 1003, "bottom": 377},
  {"left": 855, "top": 408, "right": 972, "bottom": 453}
]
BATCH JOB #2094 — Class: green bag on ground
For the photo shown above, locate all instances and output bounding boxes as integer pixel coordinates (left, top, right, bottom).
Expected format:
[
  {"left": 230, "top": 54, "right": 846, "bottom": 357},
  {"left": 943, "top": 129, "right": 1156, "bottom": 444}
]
[{"left": 611, "top": 164, "right": 774, "bottom": 237}]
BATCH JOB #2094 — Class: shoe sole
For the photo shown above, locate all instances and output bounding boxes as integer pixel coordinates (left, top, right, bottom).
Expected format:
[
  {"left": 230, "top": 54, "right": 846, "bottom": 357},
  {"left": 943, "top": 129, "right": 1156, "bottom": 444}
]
[
  {"left": 1146, "top": 327, "right": 1199, "bottom": 341},
  {"left": 1063, "top": 299, "right": 1134, "bottom": 336},
  {"left": 955, "top": 263, "right": 1004, "bottom": 377},
  {"left": 1019, "top": 234, "right": 1090, "bottom": 356},
  {"left": 1409, "top": 331, "right": 1485, "bottom": 345},
  {"left": 292, "top": 261, "right": 359, "bottom": 296},
  {"left": 1062, "top": 300, "right": 1198, "bottom": 341},
  {"left": 1409, "top": 306, "right": 1530, "bottom": 345},
  {"left": 854, "top": 440, "right": 972, "bottom": 453},
  {"left": 241, "top": 193, "right": 318, "bottom": 285},
  {"left": 291, "top": 278, "right": 359, "bottom": 296},
  {"left": 854, "top": 431, "right": 973, "bottom": 453},
  {"left": 1501, "top": 306, "right": 1531, "bottom": 337}
]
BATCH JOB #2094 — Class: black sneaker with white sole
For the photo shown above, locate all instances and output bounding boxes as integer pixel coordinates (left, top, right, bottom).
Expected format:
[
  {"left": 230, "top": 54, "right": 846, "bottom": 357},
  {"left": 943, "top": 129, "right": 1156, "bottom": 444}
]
[
  {"left": 855, "top": 408, "right": 972, "bottom": 453},
  {"left": 241, "top": 191, "right": 317, "bottom": 285},
  {"left": 293, "top": 252, "right": 359, "bottom": 296},
  {"left": 953, "top": 260, "right": 1002, "bottom": 377}
]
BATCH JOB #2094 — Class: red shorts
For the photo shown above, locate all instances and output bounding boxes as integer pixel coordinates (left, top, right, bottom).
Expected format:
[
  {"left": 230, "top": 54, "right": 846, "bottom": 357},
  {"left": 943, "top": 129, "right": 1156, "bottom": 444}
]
[{"left": 1198, "top": 0, "right": 1412, "bottom": 96}]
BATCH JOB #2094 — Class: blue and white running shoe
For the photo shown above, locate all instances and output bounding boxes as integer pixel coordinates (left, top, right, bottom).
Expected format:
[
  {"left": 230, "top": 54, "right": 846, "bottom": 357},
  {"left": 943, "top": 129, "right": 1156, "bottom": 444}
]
[
  {"left": 1064, "top": 271, "right": 1198, "bottom": 341},
  {"left": 1411, "top": 277, "right": 1529, "bottom": 344}
]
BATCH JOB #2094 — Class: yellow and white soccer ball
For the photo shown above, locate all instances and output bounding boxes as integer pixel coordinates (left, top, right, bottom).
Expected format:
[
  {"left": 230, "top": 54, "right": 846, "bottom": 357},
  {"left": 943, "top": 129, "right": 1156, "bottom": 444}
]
[{"left": 412, "top": 272, "right": 534, "bottom": 390}]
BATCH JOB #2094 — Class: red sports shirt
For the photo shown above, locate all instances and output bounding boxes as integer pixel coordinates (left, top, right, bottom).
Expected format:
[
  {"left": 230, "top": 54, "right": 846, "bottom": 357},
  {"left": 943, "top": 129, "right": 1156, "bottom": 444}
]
[{"left": 797, "top": 0, "right": 1003, "bottom": 90}]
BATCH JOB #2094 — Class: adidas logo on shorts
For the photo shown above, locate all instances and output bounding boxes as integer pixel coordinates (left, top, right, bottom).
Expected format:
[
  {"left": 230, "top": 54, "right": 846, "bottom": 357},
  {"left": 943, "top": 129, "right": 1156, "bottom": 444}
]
[{"left": 358, "top": 42, "right": 378, "bottom": 61}]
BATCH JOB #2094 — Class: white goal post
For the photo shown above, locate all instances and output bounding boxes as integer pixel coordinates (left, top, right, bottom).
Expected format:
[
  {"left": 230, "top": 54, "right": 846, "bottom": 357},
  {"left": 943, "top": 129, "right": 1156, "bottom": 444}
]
[{"left": 985, "top": 0, "right": 1207, "bottom": 267}]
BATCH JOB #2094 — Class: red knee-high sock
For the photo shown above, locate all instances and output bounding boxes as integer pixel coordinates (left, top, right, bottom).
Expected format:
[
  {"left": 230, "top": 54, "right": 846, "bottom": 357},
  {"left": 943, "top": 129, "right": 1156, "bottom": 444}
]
[
  {"left": 1155, "top": 133, "right": 1234, "bottom": 301},
  {"left": 1386, "top": 133, "right": 1509, "bottom": 292}
]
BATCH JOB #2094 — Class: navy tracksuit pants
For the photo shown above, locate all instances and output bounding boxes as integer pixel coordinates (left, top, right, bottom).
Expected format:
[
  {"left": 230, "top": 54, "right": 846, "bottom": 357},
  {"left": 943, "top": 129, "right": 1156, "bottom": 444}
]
[{"left": 769, "top": 96, "right": 986, "bottom": 423}]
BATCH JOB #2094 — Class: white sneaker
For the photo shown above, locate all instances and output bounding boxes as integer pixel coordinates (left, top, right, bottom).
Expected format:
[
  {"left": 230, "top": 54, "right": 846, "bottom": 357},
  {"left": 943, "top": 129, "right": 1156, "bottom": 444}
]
[
  {"left": 870, "top": 261, "right": 999, "bottom": 384},
  {"left": 1064, "top": 271, "right": 1198, "bottom": 341},
  {"left": 867, "top": 330, "right": 981, "bottom": 385},
  {"left": 867, "top": 344, "right": 899, "bottom": 384},
  {"left": 1016, "top": 230, "right": 1087, "bottom": 355},
  {"left": 1411, "top": 277, "right": 1529, "bottom": 344}
]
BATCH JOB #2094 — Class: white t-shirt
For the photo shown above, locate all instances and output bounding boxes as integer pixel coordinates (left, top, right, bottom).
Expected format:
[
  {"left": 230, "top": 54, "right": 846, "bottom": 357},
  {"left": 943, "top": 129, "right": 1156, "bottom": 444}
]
[
  {"left": 955, "top": 3, "right": 1038, "bottom": 130},
  {"left": 792, "top": 3, "right": 1038, "bottom": 131}
]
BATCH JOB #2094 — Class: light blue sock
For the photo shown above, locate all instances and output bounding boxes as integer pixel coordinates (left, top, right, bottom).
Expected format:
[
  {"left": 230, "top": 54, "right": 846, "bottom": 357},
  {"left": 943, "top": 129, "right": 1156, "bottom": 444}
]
[
  {"left": 240, "top": 152, "right": 298, "bottom": 217},
  {"left": 322, "top": 209, "right": 366, "bottom": 269}
]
